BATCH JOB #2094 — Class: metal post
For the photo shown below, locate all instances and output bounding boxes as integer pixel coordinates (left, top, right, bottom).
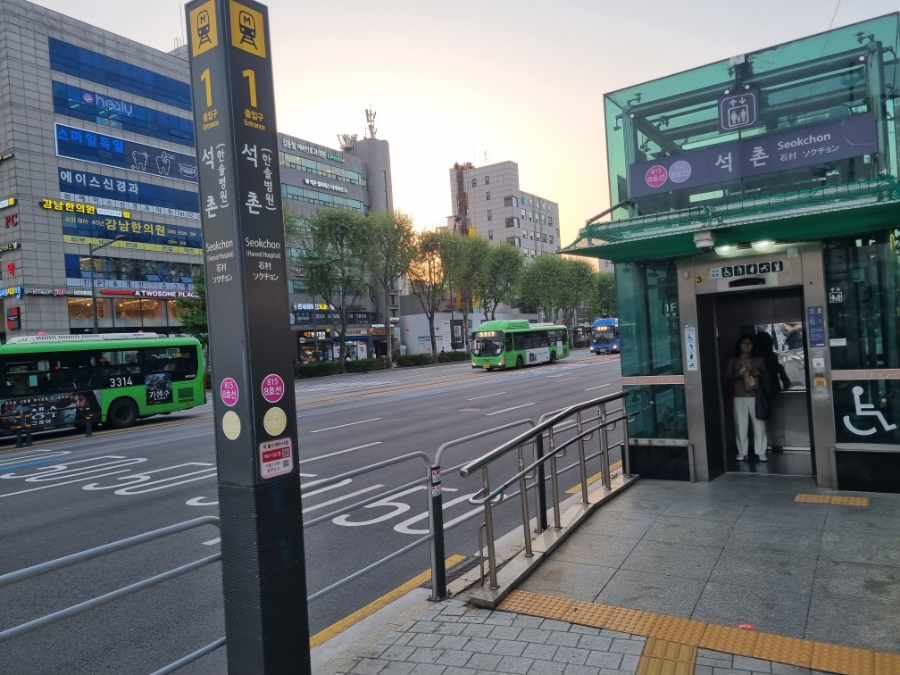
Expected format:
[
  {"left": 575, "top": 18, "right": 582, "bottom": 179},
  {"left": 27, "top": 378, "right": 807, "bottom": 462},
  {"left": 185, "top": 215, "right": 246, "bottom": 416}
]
[
  {"left": 89, "top": 235, "right": 124, "bottom": 334},
  {"left": 622, "top": 398, "right": 632, "bottom": 477},
  {"left": 576, "top": 410, "right": 590, "bottom": 504},
  {"left": 24, "top": 413, "right": 31, "bottom": 447},
  {"left": 517, "top": 446, "right": 533, "bottom": 557},
  {"left": 14, "top": 413, "right": 22, "bottom": 448},
  {"left": 533, "top": 432, "right": 548, "bottom": 532},
  {"left": 482, "top": 467, "right": 499, "bottom": 590},
  {"left": 600, "top": 402, "right": 610, "bottom": 489},
  {"left": 428, "top": 464, "right": 447, "bottom": 600},
  {"left": 84, "top": 406, "right": 93, "bottom": 437}
]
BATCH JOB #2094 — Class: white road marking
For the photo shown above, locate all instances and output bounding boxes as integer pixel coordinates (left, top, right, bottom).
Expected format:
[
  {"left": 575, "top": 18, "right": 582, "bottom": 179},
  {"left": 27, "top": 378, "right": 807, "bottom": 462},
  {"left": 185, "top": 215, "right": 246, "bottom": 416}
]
[
  {"left": 0, "top": 470, "right": 135, "bottom": 498},
  {"left": 332, "top": 486, "right": 425, "bottom": 526},
  {"left": 309, "top": 418, "right": 381, "bottom": 433},
  {"left": 584, "top": 383, "right": 613, "bottom": 391},
  {"left": 485, "top": 402, "right": 536, "bottom": 416},
  {"left": 467, "top": 392, "right": 507, "bottom": 400},
  {"left": 298, "top": 442, "right": 382, "bottom": 464},
  {"left": 202, "top": 538, "right": 220, "bottom": 546},
  {"left": 303, "top": 478, "right": 352, "bottom": 497},
  {"left": 186, "top": 496, "right": 218, "bottom": 507},
  {"left": 550, "top": 377, "right": 580, "bottom": 382},
  {"left": 302, "top": 484, "right": 384, "bottom": 513}
]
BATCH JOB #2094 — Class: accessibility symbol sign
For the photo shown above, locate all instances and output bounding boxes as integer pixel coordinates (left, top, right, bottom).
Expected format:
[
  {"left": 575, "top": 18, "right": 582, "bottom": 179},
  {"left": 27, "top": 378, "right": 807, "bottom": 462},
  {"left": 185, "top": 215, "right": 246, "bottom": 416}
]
[
  {"left": 684, "top": 323, "right": 698, "bottom": 372},
  {"left": 718, "top": 88, "right": 759, "bottom": 133}
]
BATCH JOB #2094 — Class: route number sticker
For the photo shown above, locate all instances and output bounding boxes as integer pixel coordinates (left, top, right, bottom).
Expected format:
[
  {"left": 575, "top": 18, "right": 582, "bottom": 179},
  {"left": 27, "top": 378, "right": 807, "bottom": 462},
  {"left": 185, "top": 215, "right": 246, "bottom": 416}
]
[
  {"left": 220, "top": 377, "right": 239, "bottom": 407},
  {"left": 260, "top": 438, "right": 293, "bottom": 479},
  {"left": 222, "top": 411, "right": 241, "bottom": 440},
  {"left": 261, "top": 374, "right": 284, "bottom": 403}
]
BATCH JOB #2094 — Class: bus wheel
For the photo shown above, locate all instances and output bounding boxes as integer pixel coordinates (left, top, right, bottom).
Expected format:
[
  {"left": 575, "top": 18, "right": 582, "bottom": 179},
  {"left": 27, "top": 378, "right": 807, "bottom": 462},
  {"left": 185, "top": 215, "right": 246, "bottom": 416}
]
[
  {"left": 516, "top": 356, "right": 524, "bottom": 369},
  {"left": 549, "top": 351, "right": 557, "bottom": 364},
  {"left": 107, "top": 398, "right": 138, "bottom": 429}
]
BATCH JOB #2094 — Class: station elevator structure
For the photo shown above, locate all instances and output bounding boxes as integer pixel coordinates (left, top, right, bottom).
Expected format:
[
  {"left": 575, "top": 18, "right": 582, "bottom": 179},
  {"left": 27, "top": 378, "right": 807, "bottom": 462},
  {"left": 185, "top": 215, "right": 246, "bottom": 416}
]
[{"left": 566, "top": 14, "right": 900, "bottom": 493}]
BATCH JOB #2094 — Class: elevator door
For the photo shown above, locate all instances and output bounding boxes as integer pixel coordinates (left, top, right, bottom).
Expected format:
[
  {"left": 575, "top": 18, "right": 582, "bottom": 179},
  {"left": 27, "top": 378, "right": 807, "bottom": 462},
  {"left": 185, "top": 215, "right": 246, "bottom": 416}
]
[{"left": 706, "top": 288, "right": 814, "bottom": 476}]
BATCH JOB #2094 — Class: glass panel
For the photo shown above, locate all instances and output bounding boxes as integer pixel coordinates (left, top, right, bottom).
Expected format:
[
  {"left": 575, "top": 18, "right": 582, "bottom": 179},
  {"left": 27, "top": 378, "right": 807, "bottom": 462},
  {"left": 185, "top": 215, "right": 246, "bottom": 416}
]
[
  {"left": 167, "top": 300, "right": 183, "bottom": 326},
  {"left": 823, "top": 229, "right": 900, "bottom": 369},
  {"left": 834, "top": 380, "right": 900, "bottom": 445},
  {"left": 617, "top": 259, "right": 682, "bottom": 376},
  {"left": 113, "top": 298, "right": 143, "bottom": 328},
  {"left": 68, "top": 298, "right": 112, "bottom": 328},
  {"left": 139, "top": 299, "right": 167, "bottom": 326},
  {"left": 142, "top": 346, "right": 198, "bottom": 381},
  {"left": 625, "top": 384, "right": 688, "bottom": 439}
]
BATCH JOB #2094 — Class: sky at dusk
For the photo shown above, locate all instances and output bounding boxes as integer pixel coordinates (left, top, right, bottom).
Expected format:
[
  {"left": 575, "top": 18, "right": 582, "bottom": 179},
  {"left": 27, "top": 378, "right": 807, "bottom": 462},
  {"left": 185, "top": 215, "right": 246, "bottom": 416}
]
[{"left": 33, "top": 0, "right": 900, "bottom": 247}]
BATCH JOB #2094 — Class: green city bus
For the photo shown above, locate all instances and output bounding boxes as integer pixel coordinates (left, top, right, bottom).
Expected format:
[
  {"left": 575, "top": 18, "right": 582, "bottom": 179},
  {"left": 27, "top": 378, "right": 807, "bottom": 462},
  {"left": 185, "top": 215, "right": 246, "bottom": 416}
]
[
  {"left": 0, "top": 333, "right": 205, "bottom": 432},
  {"left": 471, "top": 320, "right": 569, "bottom": 370}
]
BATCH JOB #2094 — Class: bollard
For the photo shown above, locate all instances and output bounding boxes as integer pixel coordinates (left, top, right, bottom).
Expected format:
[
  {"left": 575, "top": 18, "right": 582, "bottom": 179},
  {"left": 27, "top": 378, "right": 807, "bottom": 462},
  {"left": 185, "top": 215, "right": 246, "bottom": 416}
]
[
  {"left": 84, "top": 406, "right": 93, "bottom": 437},
  {"left": 428, "top": 465, "right": 447, "bottom": 600},
  {"left": 24, "top": 412, "right": 32, "bottom": 447},
  {"left": 533, "top": 433, "right": 548, "bottom": 532},
  {"left": 14, "top": 413, "right": 22, "bottom": 449}
]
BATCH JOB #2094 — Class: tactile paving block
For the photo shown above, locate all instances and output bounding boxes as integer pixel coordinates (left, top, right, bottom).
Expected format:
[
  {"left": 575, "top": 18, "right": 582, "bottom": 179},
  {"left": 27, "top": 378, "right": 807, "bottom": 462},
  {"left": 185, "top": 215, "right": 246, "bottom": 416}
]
[
  {"left": 649, "top": 615, "right": 708, "bottom": 646},
  {"left": 753, "top": 632, "right": 814, "bottom": 668},
  {"left": 500, "top": 590, "right": 575, "bottom": 620},
  {"left": 795, "top": 493, "right": 832, "bottom": 503},
  {"left": 811, "top": 642, "right": 875, "bottom": 675},
  {"left": 874, "top": 650, "right": 900, "bottom": 675},
  {"left": 831, "top": 495, "right": 869, "bottom": 507},
  {"left": 565, "top": 601, "right": 615, "bottom": 628},
  {"left": 698, "top": 623, "right": 758, "bottom": 657},
  {"left": 636, "top": 656, "right": 695, "bottom": 675},
  {"left": 604, "top": 606, "right": 659, "bottom": 637},
  {"left": 642, "top": 637, "right": 696, "bottom": 662}
]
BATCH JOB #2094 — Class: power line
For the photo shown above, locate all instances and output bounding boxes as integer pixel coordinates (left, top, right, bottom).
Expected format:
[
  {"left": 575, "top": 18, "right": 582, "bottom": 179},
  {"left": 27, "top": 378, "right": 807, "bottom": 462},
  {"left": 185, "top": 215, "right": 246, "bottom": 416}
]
[{"left": 828, "top": 0, "right": 841, "bottom": 30}]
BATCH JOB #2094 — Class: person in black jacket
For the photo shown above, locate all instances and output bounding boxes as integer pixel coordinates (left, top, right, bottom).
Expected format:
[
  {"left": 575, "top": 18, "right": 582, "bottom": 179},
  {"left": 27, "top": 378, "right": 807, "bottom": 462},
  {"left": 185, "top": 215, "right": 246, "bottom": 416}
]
[{"left": 755, "top": 331, "right": 791, "bottom": 452}]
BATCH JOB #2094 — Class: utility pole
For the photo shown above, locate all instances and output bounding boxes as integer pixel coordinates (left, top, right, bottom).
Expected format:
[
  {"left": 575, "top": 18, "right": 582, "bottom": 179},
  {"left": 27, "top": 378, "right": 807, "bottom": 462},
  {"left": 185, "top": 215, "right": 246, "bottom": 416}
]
[
  {"left": 186, "top": 2, "right": 311, "bottom": 673},
  {"left": 89, "top": 235, "right": 124, "bottom": 333}
]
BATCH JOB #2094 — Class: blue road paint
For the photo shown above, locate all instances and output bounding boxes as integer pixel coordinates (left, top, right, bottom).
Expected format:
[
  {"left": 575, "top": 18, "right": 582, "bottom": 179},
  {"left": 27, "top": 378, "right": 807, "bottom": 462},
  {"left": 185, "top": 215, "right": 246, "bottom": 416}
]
[{"left": 0, "top": 458, "right": 61, "bottom": 471}]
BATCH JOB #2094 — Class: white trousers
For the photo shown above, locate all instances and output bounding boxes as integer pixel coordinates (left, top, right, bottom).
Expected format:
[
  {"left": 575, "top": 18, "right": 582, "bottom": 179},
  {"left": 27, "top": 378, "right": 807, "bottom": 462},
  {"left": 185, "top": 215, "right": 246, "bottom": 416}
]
[{"left": 733, "top": 396, "right": 767, "bottom": 457}]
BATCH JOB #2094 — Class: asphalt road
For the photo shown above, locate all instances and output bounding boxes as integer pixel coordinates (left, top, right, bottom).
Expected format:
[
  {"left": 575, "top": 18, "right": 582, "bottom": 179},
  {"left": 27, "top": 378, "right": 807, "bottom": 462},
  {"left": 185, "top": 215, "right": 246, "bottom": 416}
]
[{"left": 0, "top": 349, "right": 623, "bottom": 675}]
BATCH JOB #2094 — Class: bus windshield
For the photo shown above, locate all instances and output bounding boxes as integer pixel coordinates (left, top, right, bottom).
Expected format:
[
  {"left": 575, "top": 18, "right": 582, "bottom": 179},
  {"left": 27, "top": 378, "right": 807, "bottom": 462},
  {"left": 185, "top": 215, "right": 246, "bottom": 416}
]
[
  {"left": 592, "top": 326, "right": 616, "bottom": 344},
  {"left": 473, "top": 331, "right": 503, "bottom": 356}
]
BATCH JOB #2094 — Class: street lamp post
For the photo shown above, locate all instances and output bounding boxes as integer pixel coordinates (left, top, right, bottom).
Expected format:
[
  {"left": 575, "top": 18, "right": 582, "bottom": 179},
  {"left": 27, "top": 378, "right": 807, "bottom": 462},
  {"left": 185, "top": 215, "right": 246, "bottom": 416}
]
[{"left": 89, "top": 235, "right": 125, "bottom": 334}]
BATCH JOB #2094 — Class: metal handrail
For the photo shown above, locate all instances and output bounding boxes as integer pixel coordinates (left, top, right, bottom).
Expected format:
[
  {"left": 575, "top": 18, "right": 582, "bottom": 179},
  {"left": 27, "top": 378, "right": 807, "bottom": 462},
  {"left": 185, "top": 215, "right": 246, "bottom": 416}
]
[
  {"left": 459, "top": 391, "right": 633, "bottom": 589},
  {"left": 460, "top": 391, "right": 629, "bottom": 477}
]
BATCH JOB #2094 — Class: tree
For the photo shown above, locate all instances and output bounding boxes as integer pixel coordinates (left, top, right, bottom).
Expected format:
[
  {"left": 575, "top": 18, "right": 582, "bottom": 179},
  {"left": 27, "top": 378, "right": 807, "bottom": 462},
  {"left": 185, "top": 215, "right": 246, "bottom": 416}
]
[
  {"left": 408, "top": 230, "right": 446, "bottom": 363},
  {"left": 520, "top": 254, "right": 568, "bottom": 324},
  {"left": 365, "top": 209, "right": 416, "bottom": 368},
  {"left": 441, "top": 232, "right": 491, "bottom": 354},
  {"left": 560, "top": 259, "right": 595, "bottom": 336},
  {"left": 593, "top": 271, "right": 618, "bottom": 318},
  {"left": 476, "top": 243, "right": 524, "bottom": 320},
  {"left": 174, "top": 268, "right": 208, "bottom": 350},
  {"left": 292, "top": 207, "right": 372, "bottom": 373}
]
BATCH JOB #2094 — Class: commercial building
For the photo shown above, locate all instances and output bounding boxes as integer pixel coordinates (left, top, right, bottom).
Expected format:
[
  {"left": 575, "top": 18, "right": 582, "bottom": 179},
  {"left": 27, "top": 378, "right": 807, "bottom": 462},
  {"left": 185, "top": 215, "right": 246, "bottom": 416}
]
[
  {"left": 566, "top": 14, "right": 900, "bottom": 493},
  {"left": 0, "top": 0, "right": 396, "bottom": 359},
  {"left": 448, "top": 161, "right": 561, "bottom": 259}
]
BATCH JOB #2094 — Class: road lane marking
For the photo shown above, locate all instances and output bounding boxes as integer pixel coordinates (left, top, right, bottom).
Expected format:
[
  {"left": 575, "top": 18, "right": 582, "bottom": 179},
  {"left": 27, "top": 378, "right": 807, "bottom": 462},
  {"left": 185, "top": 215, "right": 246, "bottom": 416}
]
[
  {"left": 0, "top": 470, "right": 134, "bottom": 498},
  {"left": 566, "top": 460, "right": 623, "bottom": 494},
  {"left": 397, "top": 390, "right": 447, "bottom": 401},
  {"left": 485, "top": 402, "right": 536, "bottom": 416},
  {"left": 468, "top": 392, "right": 507, "bottom": 400},
  {"left": 302, "top": 485, "right": 384, "bottom": 513},
  {"left": 298, "top": 442, "right": 382, "bottom": 464},
  {"left": 584, "top": 383, "right": 613, "bottom": 392},
  {"left": 202, "top": 538, "right": 220, "bottom": 546},
  {"left": 309, "top": 419, "right": 381, "bottom": 434},
  {"left": 309, "top": 554, "right": 466, "bottom": 648}
]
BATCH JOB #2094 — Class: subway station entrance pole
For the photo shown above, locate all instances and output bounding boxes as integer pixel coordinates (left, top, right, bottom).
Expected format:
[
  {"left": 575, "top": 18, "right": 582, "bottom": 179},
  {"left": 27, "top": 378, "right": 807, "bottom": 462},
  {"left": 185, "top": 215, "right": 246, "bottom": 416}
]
[{"left": 185, "top": 1, "right": 311, "bottom": 673}]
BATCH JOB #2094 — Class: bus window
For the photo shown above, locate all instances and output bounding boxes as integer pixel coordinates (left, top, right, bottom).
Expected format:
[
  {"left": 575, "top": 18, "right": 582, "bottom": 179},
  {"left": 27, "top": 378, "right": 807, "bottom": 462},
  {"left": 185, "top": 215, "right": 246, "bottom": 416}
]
[
  {"left": 142, "top": 346, "right": 199, "bottom": 381},
  {"left": 3, "top": 357, "right": 52, "bottom": 396},
  {"left": 505, "top": 334, "right": 514, "bottom": 352},
  {"left": 100, "top": 349, "right": 143, "bottom": 380}
]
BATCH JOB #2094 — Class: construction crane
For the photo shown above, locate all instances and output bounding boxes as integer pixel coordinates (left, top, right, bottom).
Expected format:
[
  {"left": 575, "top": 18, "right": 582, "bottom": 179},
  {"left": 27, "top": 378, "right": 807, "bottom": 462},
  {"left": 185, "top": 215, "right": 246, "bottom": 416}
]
[{"left": 452, "top": 161, "right": 474, "bottom": 235}]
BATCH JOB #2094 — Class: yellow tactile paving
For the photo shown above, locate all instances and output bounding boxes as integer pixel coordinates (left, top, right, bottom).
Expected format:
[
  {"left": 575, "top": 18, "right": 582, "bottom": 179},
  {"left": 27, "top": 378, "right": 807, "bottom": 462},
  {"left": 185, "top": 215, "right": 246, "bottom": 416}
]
[
  {"left": 649, "top": 615, "right": 707, "bottom": 646},
  {"left": 699, "top": 623, "right": 758, "bottom": 657},
  {"left": 753, "top": 633, "right": 814, "bottom": 668},
  {"left": 795, "top": 493, "right": 869, "bottom": 507},
  {"left": 874, "top": 651, "right": 900, "bottom": 675},
  {"left": 501, "top": 590, "right": 899, "bottom": 675},
  {"left": 831, "top": 495, "right": 869, "bottom": 507},
  {"left": 564, "top": 601, "right": 615, "bottom": 628},
  {"left": 795, "top": 493, "right": 832, "bottom": 503},
  {"left": 811, "top": 642, "right": 875, "bottom": 675}
]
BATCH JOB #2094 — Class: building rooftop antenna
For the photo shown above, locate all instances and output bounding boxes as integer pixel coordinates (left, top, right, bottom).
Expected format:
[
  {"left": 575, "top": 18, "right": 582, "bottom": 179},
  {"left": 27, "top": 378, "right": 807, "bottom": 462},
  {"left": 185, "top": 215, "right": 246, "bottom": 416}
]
[{"left": 365, "top": 107, "right": 377, "bottom": 139}]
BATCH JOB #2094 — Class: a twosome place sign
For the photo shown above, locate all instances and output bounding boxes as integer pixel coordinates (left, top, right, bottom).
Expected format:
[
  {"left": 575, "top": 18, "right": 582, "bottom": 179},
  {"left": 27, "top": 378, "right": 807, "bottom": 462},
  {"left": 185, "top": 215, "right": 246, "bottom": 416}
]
[
  {"left": 186, "top": 0, "right": 311, "bottom": 671},
  {"left": 629, "top": 113, "right": 878, "bottom": 198}
]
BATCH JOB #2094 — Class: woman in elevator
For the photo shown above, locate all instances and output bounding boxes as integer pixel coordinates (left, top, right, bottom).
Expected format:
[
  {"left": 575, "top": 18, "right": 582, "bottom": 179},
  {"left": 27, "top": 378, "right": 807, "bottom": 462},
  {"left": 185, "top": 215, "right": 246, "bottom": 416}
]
[{"left": 723, "top": 334, "right": 767, "bottom": 462}]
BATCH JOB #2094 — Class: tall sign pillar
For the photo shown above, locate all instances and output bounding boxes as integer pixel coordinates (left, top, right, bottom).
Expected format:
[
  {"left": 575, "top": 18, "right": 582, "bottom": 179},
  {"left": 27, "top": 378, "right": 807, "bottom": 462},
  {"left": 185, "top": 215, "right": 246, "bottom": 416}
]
[{"left": 184, "top": 2, "right": 311, "bottom": 673}]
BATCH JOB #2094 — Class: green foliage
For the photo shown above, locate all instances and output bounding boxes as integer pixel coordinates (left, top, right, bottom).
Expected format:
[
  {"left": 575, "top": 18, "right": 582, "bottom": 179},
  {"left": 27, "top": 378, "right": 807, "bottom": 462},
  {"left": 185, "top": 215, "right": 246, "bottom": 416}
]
[
  {"left": 477, "top": 243, "right": 524, "bottom": 320},
  {"left": 573, "top": 339, "right": 587, "bottom": 349},
  {"left": 592, "top": 271, "right": 618, "bottom": 318},
  {"left": 520, "top": 256, "right": 595, "bottom": 338},
  {"left": 174, "top": 269, "right": 208, "bottom": 350},
  {"left": 365, "top": 210, "right": 416, "bottom": 369},
  {"left": 395, "top": 354, "right": 434, "bottom": 367},
  {"left": 441, "top": 233, "right": 491, "bottom": 353},
  {"left": 438, "top": 350, "right": 470, "bottom": 362},
  {"left": 408, "top": 230, "right": 448, "bottom": 363},
  {"left": 294, "top": 358, "right": 387, "bottom": 378}
]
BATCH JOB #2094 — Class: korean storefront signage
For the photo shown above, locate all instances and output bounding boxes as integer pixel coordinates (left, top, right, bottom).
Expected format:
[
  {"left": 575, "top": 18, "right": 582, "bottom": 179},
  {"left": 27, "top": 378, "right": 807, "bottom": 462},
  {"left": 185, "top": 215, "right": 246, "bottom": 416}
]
[
  {"left": 0, "top": 286, "right": 23, "bottom": 299},
  {"left": 55, "top": 123, "right": 199, "bottom": 184},
  {"left": 0, "top": 242, "right": 20, "bottom": 253},
  {"left": 58, "top": 168, "right": 201, "bottom": 220},
  {"left": 281, "top": 138, "right": 344, "bottom": 163},
  {"left": 303, "top": 177, "right": 348, "bottom": 193},
  {"left": 61, "top": 212, "right": 202, "bottom": 255},
  {"left": 629, "top": 113, "right": 878, "bottom": 198},
  {"left": 0, "top": 197, "right": 15, "bottom": 210}
]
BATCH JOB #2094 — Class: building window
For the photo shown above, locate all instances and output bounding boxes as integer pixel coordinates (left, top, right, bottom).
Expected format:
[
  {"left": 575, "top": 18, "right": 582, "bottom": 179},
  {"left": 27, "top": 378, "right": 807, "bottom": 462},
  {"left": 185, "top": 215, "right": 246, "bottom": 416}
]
[
  {"left": 486, "top": 191, "right": 491, "bottom": 200},
  {"left": 484, "top": 175, "right": 490, "bottom": 184},
  {"left": 505, "top": 217, "right": 518, "bottom": 228},
  {"left": 520, "top": 208, "right": 526, "bottom": 218},
  {"left": 488, "top": 229, "right": 493, "bottom": 240},
  {"left": 504, "top": 196, "right": 514, "bottom": 207},
  {"left": 542, "top": 233, "right": 548, "bottom": 242},
  {"left": 527, "top": 211, "right": 533, "bottom": 221},
  {"left": 549, "top": 216, "right": 553, "bottom": 227},
  {"left": 487, "top": 209, "right": 492, "bottom": 221},
  {"left": 507, "top": 236, "right": 520, "bottom": 246},
  {"left": 471, "top": 178, "right": 477, "bottom": 187}
]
